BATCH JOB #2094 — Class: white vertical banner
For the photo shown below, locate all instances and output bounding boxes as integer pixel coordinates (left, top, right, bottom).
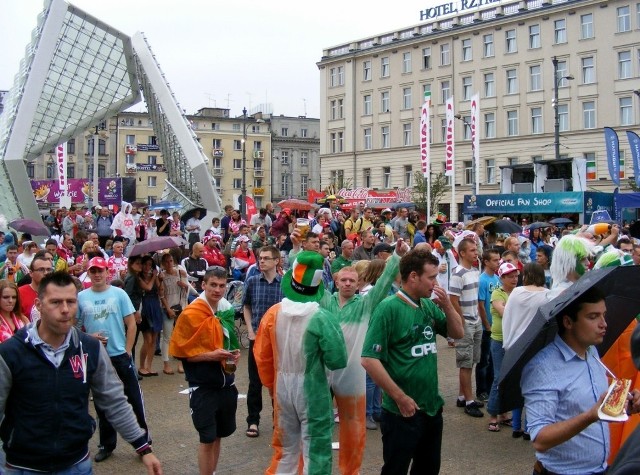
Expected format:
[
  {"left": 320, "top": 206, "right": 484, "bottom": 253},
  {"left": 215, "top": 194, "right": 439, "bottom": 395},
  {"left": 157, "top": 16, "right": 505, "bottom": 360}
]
[
  {"left": 445, "top": 97, "right": 456, "bottom": 222},
  {"left": 56, "top": 142, "right": 72, "bottom": 208},
  {"left": 470, "top": 93, "right": 480, "bottom": 196},
  {"left": 420, "top": 91, "right": 431, "bottom": 218}
]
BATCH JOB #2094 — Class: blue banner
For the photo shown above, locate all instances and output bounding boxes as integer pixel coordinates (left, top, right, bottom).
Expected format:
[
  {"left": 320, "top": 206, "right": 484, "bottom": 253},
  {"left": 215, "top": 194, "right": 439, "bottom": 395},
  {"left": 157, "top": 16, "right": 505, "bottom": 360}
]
[
  {"left": 604, "top": 127, "right": 620, "bottom": 186},
  {"left": 626, "top": 130, "right": 640, "bottom": 189}
]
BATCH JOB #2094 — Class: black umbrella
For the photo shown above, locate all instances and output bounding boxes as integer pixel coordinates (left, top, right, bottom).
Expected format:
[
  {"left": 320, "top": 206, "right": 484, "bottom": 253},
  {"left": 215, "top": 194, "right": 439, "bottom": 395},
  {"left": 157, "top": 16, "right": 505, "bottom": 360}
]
[
  {"left": 526, "top": 221, "right": 553, "bottom": 231},
  {"left": 549, "top": 217, "right": 573, "bottom": 225},
  {"left": 486, "top": 218, "right": 522, "bottom": 234},
  {"left": 180, "top": 207, "right": 207, "bottom": 223},
  {"left": 498, "top": 265, "right": 640, "bottom": 413}
]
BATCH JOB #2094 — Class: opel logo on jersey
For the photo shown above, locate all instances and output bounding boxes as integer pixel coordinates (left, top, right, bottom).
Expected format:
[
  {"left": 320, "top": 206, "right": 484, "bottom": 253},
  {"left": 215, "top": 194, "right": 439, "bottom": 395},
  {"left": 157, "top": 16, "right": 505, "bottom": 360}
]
[{"left": 422, "top": 326, "right": 434, "bottom": 340}]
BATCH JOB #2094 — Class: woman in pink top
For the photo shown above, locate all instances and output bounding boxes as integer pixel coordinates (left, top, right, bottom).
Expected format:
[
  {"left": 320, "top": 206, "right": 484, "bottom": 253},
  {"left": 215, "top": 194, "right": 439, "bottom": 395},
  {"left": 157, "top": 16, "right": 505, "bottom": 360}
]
[{"left": 0, "top": 281, "right": 30, "bottom": 343}]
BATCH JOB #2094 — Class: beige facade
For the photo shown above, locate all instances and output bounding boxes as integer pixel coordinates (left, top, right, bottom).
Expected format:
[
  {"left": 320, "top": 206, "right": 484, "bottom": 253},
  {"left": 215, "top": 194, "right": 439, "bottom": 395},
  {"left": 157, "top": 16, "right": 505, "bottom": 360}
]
[{"left": 318, "top": 0, "right": 640, "bottom": 217}]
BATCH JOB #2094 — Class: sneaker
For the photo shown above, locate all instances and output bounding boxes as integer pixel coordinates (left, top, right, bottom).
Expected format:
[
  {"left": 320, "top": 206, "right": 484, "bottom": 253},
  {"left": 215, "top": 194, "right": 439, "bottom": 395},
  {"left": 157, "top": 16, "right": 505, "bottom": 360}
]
[
  {"left": 464, "top": 403, "right": 484, "bottom": 418},
  {"left": 477, "top": 392, "right": 490, "bottom": 402},
  {"left": 366, "top": 416, "right": 378, "bottom": 430},
  {"left": 456, "top": 398, "right": 466, "bottom": 408},
  {"left": 94, "top": 449, "right": 113, "bottom": 463}
]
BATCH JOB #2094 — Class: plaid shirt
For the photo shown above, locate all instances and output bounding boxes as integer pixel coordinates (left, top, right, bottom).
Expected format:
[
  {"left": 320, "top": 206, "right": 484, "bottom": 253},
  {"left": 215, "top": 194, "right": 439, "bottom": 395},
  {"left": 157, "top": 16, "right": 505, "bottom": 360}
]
[{"left": 242, "top": 273, "right": 284, "bottom": 332}]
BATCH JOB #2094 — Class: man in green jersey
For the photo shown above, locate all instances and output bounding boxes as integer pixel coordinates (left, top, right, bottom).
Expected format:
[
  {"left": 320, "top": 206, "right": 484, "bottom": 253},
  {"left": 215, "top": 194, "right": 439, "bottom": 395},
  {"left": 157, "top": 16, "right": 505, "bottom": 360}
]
[{"left": 362, "top": 248, "right": 463, "bottom": 475}]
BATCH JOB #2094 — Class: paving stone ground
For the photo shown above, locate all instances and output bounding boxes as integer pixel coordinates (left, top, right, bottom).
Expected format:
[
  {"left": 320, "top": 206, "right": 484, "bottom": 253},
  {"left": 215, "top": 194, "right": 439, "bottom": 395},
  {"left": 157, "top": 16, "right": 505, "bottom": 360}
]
[{"left": 92, "top": 338, "right": 535, "bottom": 474}]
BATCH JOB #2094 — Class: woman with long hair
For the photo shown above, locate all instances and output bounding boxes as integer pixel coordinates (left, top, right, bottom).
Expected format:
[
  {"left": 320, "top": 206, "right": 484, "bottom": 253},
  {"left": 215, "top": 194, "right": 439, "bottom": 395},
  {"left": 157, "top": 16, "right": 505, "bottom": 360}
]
[
  {"left": 159, "top": 253, "right": 188, "bottom": 375},
  {"left": 0, "top": 281, "right": 29, "bottom": 343},
  {"left": 425, "top": 224, "right": 442, "bottom": 246},
  {"left": 137, "top": 255, "right": 164, "bottom": 376}
]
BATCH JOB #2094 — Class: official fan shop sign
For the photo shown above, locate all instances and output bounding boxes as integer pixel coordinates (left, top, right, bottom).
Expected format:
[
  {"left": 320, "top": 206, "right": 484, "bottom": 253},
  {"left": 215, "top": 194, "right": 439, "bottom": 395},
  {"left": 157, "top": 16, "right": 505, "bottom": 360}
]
[
  {"left": 464, "top": 192, "right": 614, "bottom": 217},
  {"left": 31, "top": 178, "right": 122, "bottom": 205}
]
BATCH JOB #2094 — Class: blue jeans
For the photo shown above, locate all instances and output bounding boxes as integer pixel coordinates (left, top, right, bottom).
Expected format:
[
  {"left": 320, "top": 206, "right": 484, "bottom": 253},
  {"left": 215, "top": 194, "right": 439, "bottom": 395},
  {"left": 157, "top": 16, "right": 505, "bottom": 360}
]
[
  {"left": 365, "top": 373, "right": 381, "bottom": 418},
  {"left": 4, "top": 457, "right": 92, "bottom": 474},
  {"left": 487, "top": 339, "right": 523, "bottom": 431}
]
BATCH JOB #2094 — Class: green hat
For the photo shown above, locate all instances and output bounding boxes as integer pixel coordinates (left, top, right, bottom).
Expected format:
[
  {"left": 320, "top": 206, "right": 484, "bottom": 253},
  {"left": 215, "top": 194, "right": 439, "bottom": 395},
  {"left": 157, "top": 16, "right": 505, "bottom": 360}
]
[
  {"left": 437, "top": 236, "right": 452, "bottom": 250},
  {"left": 281, "top": 251, "right": 326, "bottom": 303}
]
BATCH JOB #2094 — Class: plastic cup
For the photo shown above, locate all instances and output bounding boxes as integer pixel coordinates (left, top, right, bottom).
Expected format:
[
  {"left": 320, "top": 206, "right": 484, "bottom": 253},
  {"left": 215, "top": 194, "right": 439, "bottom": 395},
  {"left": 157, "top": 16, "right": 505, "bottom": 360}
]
[
  {"left": 296, "top": 218, "right": 310, "bottom": 239},
  {"left": 223, "top": 349, "right": 240, "bottom": 374}
]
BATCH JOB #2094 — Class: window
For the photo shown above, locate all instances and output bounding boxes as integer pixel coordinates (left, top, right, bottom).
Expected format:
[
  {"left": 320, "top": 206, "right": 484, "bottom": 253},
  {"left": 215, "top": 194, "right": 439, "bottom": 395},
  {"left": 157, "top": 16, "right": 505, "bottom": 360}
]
[
  {"left": 483, "top": 34, "right": 494, "bottom": 57},
  {"left": 558, "top": 104, "right": 569, "bottom": 132},
  {"left": 148, "top": 176, "right": 157, "bottom": 187},
  {"left": 148, "top": 155, "right": 157, "bottom": 165},
  {"left": 381, "top": 126, "right": 390, "bottom": 148},
  {"left": 441, "top": 80, "right": 451, "bottom": 103},
  {"left": 404, "top": 165, "right": 413, "bottom": 187},
  {"left": 254, "top": 141, "right": 262, "bottom": 151},
  {"left": 67, "top": 164, "right": 75, "bottom": 179},
  {"left": 254, "top": 159, "right": 262, "bottom": 170},
  {"left": 485, "top": 112, "right": 496, "bottom": 138},
  {"left": 486, "top": 159, "right": 496, "bottom": 184},
  {"left": 403, "top": 123, "right": 412, "bottom": 146},
  {"left": 507, "top": 110, "right": 519, "bottom": 136},
  {"left": 331, "top": 99, "right": 342, "bottom": 120},
  {"left": 441, "top": 118, "right": 448, "bottom": 142},
  {"left": 422, "top": 47, "right": 431, "bottom": 69},
  {"left": 364, "top": 128, "right": 372, "bottom": 150},
  {"left": 506, "top": 69, "right": 518, "bottom": 94},
  {"left": 556, "top": 60, "right": 569, "bottom": 87},
  {"left": 508, "top": 157, "right": 518, "bottom": 166},
  {"left": 381, "top": 57, "right": 390, "bottom": 77},
  {"left": 581, "top": 13, "right": 594, "bottom": 39},
  {"left": 330, "top": 66, "right": 344, "bottom": 86},
  {"left": 484, "top": 72, "right": 495, "bottom": 97},
  {"left": 461, "top": 116, "right": 472, "bottom": 140},
  {"left": 300, "top": 151, "right": 308, "bottom": 166},
  {"left": 620, "top": 97, "right": 633, "bottom": 125},
  {"left": 46, "top": 162, "right": 54, "bottom": 179},
  {"left": 300, "top": 175, "right": 308, "bottom": 194},
  {"left": 233, "top": 124, "right": 241, "bottom": 131},
  {"left": 363, "top": 94, "right": 372, "bottom": 115},
  {"left": 583, "top": 101, "right": 596, "bottom": 129},
  {"left": 530, "top": 65, "right": 542, "bottom": 91},
  {"left": 87, "top": 164, "right": 106, "bottom": 178},
  {"left": 338, "top": 132, "right": 344, "bottom": 152},
  {"left": 331, "top": 133, "right": 337, "bottom": 153},
  {"left": 363, "top": 168, "right": 371, "bottom": 188},
  {"left": 233, "top": 139, "right": 242, "bottom": 151},
  {"left": 67, "top": 139, "right": 76, "bottom": 154},
  {"left": 554, "top": 19, "right": 567, "bottom": 44},
  {"left": 423, "top": 83, "right": 431, "bottom": 97},
  {"left": 402, "top": 87, "right": 412, "bottom": 109},
  {"left": 254, "top": 178, "right": 263, "bottom": 189},
  {"left": 440, "top": 43, "right": 450, "bottom": 66},
  {"left": 637, "top": 3, "right": 640, "bottom": 29},
  {"left": 581, "top": 56, "right": 595, "bottom": 84},
  {"left": 506, "top": 29, "right": 517, "bottom": 53},
  {"left": 402, "top": 52, "right": 412, "bottom": 73},
  {"left": 233, "top": 178, "right": 242, "bottom": 189},
  {"left": 584, "top": 152, "right": 597, "bottom": 179},
  {"left": 461, "top": 39, "right": 472, "bottom": 61},
  {"left": 212, "top": 157, "right": 221, "bottom": 169},
  {"left": 464, "top": 161, "right": 474, "bottom": 185},
  {"left": 281, "top": 151, "right": 289, "bottom": 165},
  {"left": 381, "top": 91, "right": 390, "bottom": 112},
  {"left": 462, "top": 76, "right": 472, "bottom": 101},
  {"left": 300, "top": 128, "right": 308, "bottom": 138},
  {"left": 331, "top": 169, "right": 344, "bottom": 189},
  {"left": 363, "top": 60, "right": 371, "bottom": 81},
  {"left": 213, "top": 138, "right": 222, "bottom": 149},
  {"left": 529, "top": 24, "right": 541, "bottom": 49},
  {"left": 618, "top": 6, "right": 631, "bottom": 32},
  {"left": 87, "top": 139, "right": 106, "bottom": 155},
  {"left": 281, "top": 127, "right": 289, "bottom": 137},
  {"left": 126, "top": 154, "right": 135, "bottom": 166},
  {"left": 233, "top": 159, "right": 242, "bottom": 169},
  {"left": 619, "top": 51, "right": 632, "bottom": 79},
  {"left": 531, "top": 107, "right": 543, "bottom": 134},
  {"left": 211, "top": 122, "right": 220, "bottom": 130},
  {"left": 383, "top": 167, "right": 391, "bottom": 188},
  {"left": 251, "top": 125, "right": 260, "bottom": 133}
]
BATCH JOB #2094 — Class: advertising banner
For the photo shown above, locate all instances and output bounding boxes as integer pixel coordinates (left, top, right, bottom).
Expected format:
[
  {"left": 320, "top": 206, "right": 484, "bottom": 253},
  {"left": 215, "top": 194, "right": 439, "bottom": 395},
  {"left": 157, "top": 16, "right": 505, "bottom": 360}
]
[
  {"left": 626, "top": 130, "right": 640, "bottom": 189},
  {"left": 470, "top": 93, "right": 480, "bottom": 193},
  {"left": 420, "top": 92, "right": 431, "bottom": 177},
  {"left": 445, "top": 97, "right": 455, "bottom": 177},
  {"left": 604, "top": 127, "right": 620, "bottom": 186},
  {"left": 31, "top": 178, "right": 122, "bottom": 205}
]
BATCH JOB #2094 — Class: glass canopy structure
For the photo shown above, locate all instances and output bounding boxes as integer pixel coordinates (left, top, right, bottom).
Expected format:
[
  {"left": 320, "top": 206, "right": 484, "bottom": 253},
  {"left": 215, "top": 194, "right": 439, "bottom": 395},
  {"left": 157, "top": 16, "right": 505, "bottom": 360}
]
[{"left": 0, "top": 0, "right": 220, "bottom": 232}]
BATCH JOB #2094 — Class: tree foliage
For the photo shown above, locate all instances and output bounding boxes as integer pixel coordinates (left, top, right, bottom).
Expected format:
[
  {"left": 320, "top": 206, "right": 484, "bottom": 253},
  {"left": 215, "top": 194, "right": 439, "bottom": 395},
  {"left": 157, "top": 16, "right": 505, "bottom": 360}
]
[{"left": 412, "top": 171, "right": 448, "bottom": 219}]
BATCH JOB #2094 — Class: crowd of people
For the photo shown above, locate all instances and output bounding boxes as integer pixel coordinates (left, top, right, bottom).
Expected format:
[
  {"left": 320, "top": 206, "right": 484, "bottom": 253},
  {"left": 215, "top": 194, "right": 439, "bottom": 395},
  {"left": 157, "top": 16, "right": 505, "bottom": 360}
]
[{"left": 1, "top": 200, "right": 640, "bottom": 474}]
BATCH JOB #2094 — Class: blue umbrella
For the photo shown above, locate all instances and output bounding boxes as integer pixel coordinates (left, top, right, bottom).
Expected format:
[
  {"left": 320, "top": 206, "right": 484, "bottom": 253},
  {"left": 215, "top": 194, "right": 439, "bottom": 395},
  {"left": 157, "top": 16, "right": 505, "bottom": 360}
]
[{"left": 148, "top": 201, "right": 183, "bottom": 211}]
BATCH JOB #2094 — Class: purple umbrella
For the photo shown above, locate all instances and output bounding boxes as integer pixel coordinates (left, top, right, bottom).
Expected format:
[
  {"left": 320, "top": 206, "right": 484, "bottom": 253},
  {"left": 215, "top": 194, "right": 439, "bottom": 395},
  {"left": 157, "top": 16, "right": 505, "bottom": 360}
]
[
  {"left": 9, "top": 218, "right": 51, "bottom": 237},
  {"left": 128, "top": 236, "right": 187, "bottom": 256}
]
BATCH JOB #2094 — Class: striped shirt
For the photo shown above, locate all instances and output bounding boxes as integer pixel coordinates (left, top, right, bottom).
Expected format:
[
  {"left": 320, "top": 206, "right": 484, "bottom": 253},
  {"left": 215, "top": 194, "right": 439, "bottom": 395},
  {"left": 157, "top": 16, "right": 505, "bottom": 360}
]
[{"left": 448, "top": 265, "right": 479, "bottom": 322}]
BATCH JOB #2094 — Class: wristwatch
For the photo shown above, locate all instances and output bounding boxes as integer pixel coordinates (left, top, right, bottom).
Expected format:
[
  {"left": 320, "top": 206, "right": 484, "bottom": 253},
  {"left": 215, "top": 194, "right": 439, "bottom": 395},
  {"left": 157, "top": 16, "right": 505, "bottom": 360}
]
[{"left": 138, "top": 447, "right": 153, "bottom": 456}]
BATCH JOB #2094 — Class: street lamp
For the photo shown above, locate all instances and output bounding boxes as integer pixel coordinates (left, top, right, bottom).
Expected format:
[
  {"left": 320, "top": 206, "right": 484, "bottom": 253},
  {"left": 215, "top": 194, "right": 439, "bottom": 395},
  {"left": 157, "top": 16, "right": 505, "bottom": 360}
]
[
  {"left": 552, "top": 56, "right": 574, "bottom": 161},
  {"left": 241, "top": 107, "right": 247, "bottom": 218},
  {"left": 453, "top": 114, "right": 479, "bottom": 195}
]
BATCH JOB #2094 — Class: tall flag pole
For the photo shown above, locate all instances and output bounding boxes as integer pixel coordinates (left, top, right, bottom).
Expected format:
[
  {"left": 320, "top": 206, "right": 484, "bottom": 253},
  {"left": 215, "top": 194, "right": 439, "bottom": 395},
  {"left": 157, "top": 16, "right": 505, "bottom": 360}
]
[
  {"left": 626, "top": 130, "right": 640, "bottom": 189},
  {"left": 470, "top": 93, "right": 480, "bottom": 196},
  {"left": 420, "top": 91, "right": 431, "bottom": 219},
  {"left": 445, "top": 97, "right": 456, "bottom": 222},
  {"left": 603, "top": 127, "right": 621, "bottom": 187}
]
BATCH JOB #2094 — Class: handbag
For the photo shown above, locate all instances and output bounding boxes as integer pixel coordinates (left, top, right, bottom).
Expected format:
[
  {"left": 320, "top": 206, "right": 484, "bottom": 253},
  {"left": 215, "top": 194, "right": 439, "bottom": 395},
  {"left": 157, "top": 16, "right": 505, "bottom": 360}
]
[{"left": 169, "top": 303, "right": 183, "bottom": 318}]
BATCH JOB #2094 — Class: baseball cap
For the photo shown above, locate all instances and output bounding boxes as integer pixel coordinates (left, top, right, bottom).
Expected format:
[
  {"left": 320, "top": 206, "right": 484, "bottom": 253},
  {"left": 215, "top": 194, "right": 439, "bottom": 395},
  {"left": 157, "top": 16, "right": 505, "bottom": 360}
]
[
  {"left": 373, "top": 243, "right": 394, "bottom": 256},
  {"left": 381, "top": 208, "right": 393, "bottom": 215},
  {"left": 95, "top": 205, "right": 102, "bottom": 210},
  {"left": 282, "top": 208, "right": 291, "bottom": 216},
  {"left": 237, "top": 235, "right": 250, "bottom": 243},
  {"left": 87, "top": 257, "right": 108, "bottom": 269},
  {"left": 498, "top": 262, "right": 518, "bottom": 277}
]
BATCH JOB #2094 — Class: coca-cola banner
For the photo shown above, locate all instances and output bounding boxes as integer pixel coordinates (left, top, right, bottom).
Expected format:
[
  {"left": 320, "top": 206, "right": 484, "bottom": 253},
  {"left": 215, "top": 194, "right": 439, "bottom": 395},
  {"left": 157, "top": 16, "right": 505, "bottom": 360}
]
[
  {"left": 307, "top": 187, "right": 412, "bottom": 206},
  {"left": 31, "top": 178, "right": 122, "bottom": 205}
]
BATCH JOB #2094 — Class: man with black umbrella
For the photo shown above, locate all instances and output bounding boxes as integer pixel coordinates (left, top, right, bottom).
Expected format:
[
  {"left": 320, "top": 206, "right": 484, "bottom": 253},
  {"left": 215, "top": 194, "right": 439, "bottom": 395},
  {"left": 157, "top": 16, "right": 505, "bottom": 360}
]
[{"left": 522, "top": 287, "right": 640, "bottom": 475}]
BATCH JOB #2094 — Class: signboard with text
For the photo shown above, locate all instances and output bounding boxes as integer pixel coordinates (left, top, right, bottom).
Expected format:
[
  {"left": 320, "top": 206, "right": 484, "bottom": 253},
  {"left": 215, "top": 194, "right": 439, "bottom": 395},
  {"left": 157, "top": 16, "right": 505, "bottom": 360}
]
[
  {"left": 308, "top": 187, "right": 413, "bottom": 206},
  {"left": 419, "top": 0, "right": 503, "bottom": 21},
  {"left": 31, "top": 178, "right": 122, "bottom": 205}
]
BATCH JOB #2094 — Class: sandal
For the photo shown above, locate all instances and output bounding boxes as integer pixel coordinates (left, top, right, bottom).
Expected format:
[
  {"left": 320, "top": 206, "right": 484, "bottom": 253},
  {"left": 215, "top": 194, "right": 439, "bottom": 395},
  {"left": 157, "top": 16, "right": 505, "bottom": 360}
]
[
  {"left": 488, "top": 422, "right": 500, "bottom": 432},
  {"left": 499, "top": 418, "right": 513, "bottom": 427},
  {"left": 246, "top": 425, "right": 259, "bottom": 438}
]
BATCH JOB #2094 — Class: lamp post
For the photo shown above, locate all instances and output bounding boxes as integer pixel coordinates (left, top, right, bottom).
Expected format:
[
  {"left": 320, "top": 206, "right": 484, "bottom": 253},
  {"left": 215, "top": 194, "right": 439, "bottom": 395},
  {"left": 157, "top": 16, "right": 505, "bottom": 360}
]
[
  {"left": 241, "top": 107, "right": 247, "bottom": 218},
  {"left": 92, "top": 125, "right": 100, "bottom": 207},
  {"left": 454, "top": 114, "right": 479, "bottom": 195},
  {"left": 552, "top": 56, "right": 574, "bottom": 161}
]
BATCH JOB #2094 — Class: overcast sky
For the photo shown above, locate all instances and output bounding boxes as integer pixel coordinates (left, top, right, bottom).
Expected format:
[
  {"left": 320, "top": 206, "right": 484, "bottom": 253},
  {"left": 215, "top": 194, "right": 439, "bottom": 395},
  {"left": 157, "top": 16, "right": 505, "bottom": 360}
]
[{"left": 0, "top": 0, "right": 448, "bottom": 119}]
